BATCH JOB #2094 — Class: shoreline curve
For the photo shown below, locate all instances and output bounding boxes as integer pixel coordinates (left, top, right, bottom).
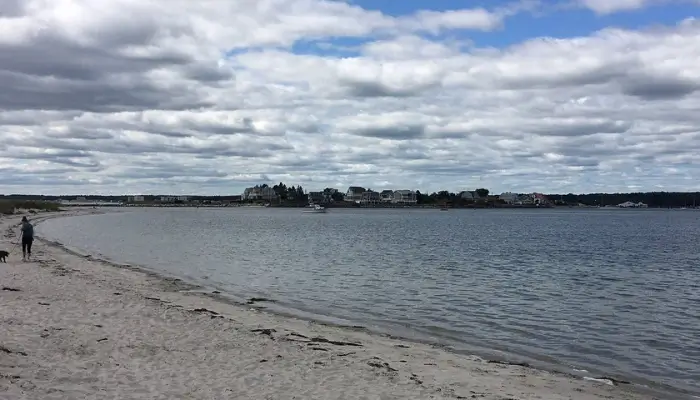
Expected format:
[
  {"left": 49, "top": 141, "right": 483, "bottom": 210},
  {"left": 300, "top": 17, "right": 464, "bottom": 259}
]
[{"left": 2, "top": 208, "right": 685, "bottom": 400}]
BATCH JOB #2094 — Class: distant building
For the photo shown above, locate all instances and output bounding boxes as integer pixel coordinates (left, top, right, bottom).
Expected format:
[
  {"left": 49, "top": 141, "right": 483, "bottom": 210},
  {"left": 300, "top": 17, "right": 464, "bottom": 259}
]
[
  {"left": 518, "top": 194, "right": 534, "bottom": 205},
  {"left": 360, "top": 190, "right": 380, "bottom": 204},
  {"left": 499, "top": 192, "right": 518, "bottom": 204},
  {"left": 322, "top": 188, "right": 340, "bottom": 202},
  {"left": 242, "top": 186, "right": 278, "bottom": 201},
  {"left": 128, "top": 195, "right": 144, "bottom": 202},
  {"left": 459, "top": 191, "right": 481, "bottom": 201},
  {"left": 307, "top": 191, "right": 325, "bottom": 204},
  {"left": 532, "top": 193, "right": 550, "bottom": 205},
  {"left": 155, "top": 195, "right": 187, "bottom": 203},
  {"left": 379, "top": 190, "right": 394, "bottom": 202},
  {"left": 618, "top": 201, "right": 648, "bottom": 208},
  {"left": 459, "top": 191, "right": 473, "bottom": 200},
  {"left": 345, "top": 186, "right": 366, "bottom": 202},
  {"left": 392, "top": 190, "right": 417, "bottom": 204}
]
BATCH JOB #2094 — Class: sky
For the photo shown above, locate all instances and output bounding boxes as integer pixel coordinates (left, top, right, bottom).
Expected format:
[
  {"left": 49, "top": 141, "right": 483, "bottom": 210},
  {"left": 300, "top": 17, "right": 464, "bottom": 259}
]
[{"left": 1, "top": 0, "right": 699, "bottom": 196}]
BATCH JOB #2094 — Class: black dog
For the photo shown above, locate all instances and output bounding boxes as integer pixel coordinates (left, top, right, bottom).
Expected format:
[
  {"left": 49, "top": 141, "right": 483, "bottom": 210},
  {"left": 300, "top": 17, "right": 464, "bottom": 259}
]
[{"left": 0, "top": 250, "right": 8, "bottom": 263}]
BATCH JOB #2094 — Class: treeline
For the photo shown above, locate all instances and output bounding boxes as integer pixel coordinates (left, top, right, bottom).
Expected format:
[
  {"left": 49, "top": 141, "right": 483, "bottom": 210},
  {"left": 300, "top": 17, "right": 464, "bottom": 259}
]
[
  {"left": 413, "top": 188, "right": 491, "bottom": 205},
  {"left": 546, "top": 192, "right": 700, "bottom": 208},
  {"left": 253, "top": 183, "right": 343, "bottom": 203},
  {"left": 0, "top": 194, "right": 242, "bottom": 202},
  {"left": 2, "top": 190, "right": 699, "bottom": 208}
]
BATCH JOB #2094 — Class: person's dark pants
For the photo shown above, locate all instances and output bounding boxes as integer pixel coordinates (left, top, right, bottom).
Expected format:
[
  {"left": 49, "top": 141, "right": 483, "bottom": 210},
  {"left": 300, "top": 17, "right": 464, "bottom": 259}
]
[{"left": 22, "top": 236, "right": 33, "bottom": 258}]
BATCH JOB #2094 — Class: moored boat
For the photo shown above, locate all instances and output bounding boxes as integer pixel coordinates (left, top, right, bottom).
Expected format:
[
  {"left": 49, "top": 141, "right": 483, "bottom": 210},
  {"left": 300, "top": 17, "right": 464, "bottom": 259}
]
[{"left": 303, "top": 204, "right": 327, "bottom": 213}]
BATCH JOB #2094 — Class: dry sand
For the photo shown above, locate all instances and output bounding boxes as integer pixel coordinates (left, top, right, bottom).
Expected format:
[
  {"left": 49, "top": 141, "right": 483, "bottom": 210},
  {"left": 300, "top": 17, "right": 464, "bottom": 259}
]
[{"left": 0, "top": 210, "right": 657, "bottom": 399}]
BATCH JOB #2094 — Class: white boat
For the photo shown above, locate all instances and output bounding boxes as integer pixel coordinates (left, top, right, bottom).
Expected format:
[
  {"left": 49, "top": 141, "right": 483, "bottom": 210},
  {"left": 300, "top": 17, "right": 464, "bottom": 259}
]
[{"left": 303, "top": 204, "right": 327, "bottom": 213}]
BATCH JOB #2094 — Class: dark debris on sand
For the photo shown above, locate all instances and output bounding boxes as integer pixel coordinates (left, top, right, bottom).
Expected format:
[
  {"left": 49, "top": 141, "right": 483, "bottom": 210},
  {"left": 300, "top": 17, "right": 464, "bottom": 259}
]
[
  {"left": 251, "top": 328, "right": 276, "bottom": 336},
  {"left": 191, "top": 308, "right": 219, "bottom": 315},
  {"left": 309, "top": 336, "right": 362, "bottom": 347},
  {"left": 246, "top": 297, "right": 275, "bottom": 305},
  {"left": 367, "top": 360, "right": 397, "bottom": 372},
  {"left": 0, "top": 345, "right": 28, "bottom": 356},
  {"left": 487, "top": 360, "right": 531, "bottom": 368}
]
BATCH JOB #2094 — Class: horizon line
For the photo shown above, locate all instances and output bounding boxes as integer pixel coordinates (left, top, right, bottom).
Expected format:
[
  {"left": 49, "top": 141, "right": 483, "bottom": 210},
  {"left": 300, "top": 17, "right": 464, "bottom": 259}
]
[{"left": 3, "top": 190, "right": 700, "bottom": 197}]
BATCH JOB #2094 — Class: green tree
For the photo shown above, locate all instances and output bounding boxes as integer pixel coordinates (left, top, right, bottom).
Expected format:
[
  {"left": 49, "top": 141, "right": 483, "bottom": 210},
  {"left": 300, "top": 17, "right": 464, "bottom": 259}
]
[
  {"left": 331, "top": 192, "right": 344, "bottom": 201},
  {"left": 415, "top": 190, "right": 424, "bottom": 204},
  {"left": 273, "top": 182, "right": 288, "bottom": 200},
  {"left": 476, "top": 188, "right": 489, "bottom": 198},
  {"left": 323, "top": 188, "right": 344, "bottom": 202},
  {"left": 437, "top": 190, "right": 451, "bottom": 199}
]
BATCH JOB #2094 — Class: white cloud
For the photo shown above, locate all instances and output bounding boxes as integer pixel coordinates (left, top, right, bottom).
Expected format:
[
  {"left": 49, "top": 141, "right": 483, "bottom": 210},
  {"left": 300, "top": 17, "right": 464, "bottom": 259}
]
[
  {"left": 579, "top": 0, "right": 651, "bottom": 14},
  {"left": 577, "top": 0, "right": 696, "bottom": 14},
  {"left": 402, "top": 8, "right": 503, "bottom": 33},
  {"left": 0, "top": 1, "right": 699, "bottom": 195}
]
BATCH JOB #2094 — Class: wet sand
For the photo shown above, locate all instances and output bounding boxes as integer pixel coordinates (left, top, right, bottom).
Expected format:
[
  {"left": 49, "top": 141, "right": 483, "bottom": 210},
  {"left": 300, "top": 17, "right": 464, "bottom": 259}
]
[{"left": 0, "top": 210, "right": 656, "bottom": 399}]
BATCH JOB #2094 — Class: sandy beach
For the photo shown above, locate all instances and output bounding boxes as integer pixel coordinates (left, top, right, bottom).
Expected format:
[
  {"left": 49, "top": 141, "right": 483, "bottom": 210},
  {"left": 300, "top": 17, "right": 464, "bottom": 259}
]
[{"left": 0, "top": 210, "right": 657, "bottom": 400}]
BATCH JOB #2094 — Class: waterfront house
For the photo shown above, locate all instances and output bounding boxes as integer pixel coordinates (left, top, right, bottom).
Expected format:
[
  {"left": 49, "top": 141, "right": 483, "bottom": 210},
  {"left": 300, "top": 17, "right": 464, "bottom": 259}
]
[
  {"left": 128, "top": 195, "right": 144, "bottom": 203},
  {"left": 392, "top": 190, "right": 417, "bottom": 204},
  {"left": 379, "top": 190, "right": 394, "bottom": 202},
  {"left": 360, "top": 190, "right": 380, "bottom": 204},
  {"left": 307, "top": 191, "right": 325, "bottom": 204},
  {"left": 459, "top": 191, "right": 480, "bottom": 201},
  {"left": 499, "top": 192, "right": 518, "bottom": 204},
  {"left": 157, "top": 195, "right": 189, "bottom": 203},
  {"left": 323, "top": 188, "right": 340, "bottom": 202},
  {"left": 242, "top": 187, "right": 259, "bottom": 200},
  {"left": 532, "top": 193, "right": 550, "bottom": 205},
  {"left": 242, "top": 186, "right": 279, "bottom": 201},
  {"left": 345, "top": 186, "right": 366, "bottom": 202},
  {"left": 618, "top": 201, "right": 648, "bottom": 208},
  {"left": 459, "top": 191, "right": 471, "bottom": 201}
]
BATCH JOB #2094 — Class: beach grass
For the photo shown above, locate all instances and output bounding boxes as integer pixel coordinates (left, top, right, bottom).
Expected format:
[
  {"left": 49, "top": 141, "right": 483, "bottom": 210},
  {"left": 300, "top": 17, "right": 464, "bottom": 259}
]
[{"left": 0, "top": 199, "right": 62, "bottom": 215}]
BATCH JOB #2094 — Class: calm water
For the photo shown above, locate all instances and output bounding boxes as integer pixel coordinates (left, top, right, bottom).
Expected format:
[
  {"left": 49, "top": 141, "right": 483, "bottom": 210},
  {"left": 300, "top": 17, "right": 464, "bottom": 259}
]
[{"left": 37, "top": 208, "right": 700, "bottom": 397}]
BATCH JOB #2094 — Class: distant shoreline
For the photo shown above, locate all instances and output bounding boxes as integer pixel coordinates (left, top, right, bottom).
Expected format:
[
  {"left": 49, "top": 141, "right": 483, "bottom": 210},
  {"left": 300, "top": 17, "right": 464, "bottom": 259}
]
[{"left": 54, "top": 203, "right": 697, "bottom": 210}]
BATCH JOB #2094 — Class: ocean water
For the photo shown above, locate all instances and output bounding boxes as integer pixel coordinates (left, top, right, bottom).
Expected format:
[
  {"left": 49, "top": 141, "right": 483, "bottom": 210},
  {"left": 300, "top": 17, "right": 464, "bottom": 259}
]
[{"left": 36, "top": 207, "right": 700, "bottom": 397}]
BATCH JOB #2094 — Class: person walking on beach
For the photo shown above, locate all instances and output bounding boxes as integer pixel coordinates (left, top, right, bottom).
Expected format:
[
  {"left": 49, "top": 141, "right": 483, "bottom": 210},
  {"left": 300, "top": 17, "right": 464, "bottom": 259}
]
[{"left": 20, "top": 216, "right": 34, "bottom": 261}]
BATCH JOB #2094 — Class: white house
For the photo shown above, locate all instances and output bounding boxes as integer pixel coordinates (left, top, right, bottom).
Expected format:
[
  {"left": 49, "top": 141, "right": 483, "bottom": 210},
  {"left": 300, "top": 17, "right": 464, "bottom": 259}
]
[
  {"left": 242, "top": 186, "right": 278, "bottom": 201},
  {"left": 618, "top": 201, "right": 648, "bottom": 208},
  {"left": 360, "top": 190, "right": 380, "bottom": 204},
  {"left": 345, "top": 186, "right": 366, "bottom": 202},
  {"left": 532, "top": 193, "right": 550, "bottom": 205},
  {"left": 459, "top": 191, "right": 478, "bottom": 200},
  {"left": 128, "top": 195, "right": 144, "bottom": 202},
  {"left": 392, "top": 190, "right": 417, "bottom": 204},
  {"left": 499, "top": 192, "right": 519, "bottom": 204},
  {"left": 379, "top": 190, "right": 394, "bottom": 202},
  {"left": 518, "top": 194, "right": 534, "bottom": 205}
]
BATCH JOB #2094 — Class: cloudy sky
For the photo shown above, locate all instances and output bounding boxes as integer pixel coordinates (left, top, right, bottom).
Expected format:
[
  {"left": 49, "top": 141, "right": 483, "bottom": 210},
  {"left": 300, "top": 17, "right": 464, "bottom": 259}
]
[{"left": 1, "top": 0, "right": 699, "bottom": 195}]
